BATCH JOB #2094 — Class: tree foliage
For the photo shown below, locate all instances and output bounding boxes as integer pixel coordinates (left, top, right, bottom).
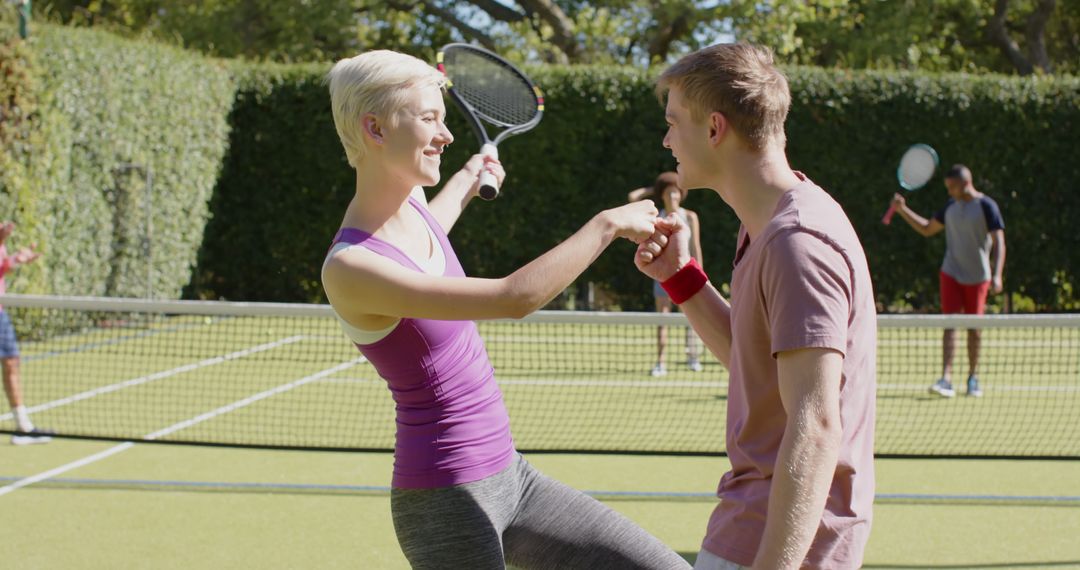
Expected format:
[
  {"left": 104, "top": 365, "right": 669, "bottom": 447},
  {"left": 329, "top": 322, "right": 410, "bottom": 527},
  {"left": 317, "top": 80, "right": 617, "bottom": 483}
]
[
  {"left": 38, "top": 0, "right": 360, "bottom": 61},
  {"left": 767, "top": 0, "right": 1076, "bottom": 75},
  {"left": 34, "top": 1, "right": 1079, "bottom": 74}
]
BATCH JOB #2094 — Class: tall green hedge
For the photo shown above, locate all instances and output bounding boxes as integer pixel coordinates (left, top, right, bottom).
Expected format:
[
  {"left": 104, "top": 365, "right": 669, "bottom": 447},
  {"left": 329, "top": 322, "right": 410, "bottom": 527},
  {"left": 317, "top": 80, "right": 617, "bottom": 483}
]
[
  {"left": 187, "top": 63, "right": 677, "bottom": 304},
  {"left": 1, "top": 23, "right": 235, "bottom": 298},
  {"left": 187, "top": 62, "right": 353, "bottom": 302},
  {"left": 6, "top": 22, "right": 1077, "bottom": 311},
  {"left": 786, "top": 68, "right": 1080, "bottom": 312},
  {"left": 191, "top": 63, "right": 1080, "bottom": 312},
  {"left": 0, "top": 8, "right": 50, "bottom": 295}
]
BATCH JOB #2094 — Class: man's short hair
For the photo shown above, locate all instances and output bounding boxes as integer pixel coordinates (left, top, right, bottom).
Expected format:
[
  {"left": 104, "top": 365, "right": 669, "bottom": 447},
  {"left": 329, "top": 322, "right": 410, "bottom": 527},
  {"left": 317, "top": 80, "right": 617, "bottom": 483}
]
[
  {"left": 325, "top": 50, "right": 446, "bottom": 168},
  {"left": 944, "top": 164, "right": 972, "bottom": 182},
  {"left": 655, "top": 43, "right": 790, "bottom": 150}
]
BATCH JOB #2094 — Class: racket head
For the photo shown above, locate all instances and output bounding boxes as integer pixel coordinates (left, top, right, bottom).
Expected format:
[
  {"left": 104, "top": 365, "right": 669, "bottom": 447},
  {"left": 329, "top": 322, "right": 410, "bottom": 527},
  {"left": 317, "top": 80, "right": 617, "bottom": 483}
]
[
  {"left": 896, "top": 143, "right": 939, "bottom": 191},
  {"left": 436, "top": 43, "right": 543, "bottom": 143}
]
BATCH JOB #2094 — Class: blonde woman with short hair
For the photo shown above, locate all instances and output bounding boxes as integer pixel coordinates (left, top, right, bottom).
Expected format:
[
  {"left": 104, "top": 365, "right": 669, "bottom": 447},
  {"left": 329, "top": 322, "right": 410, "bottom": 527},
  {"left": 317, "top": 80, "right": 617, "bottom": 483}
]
[{"left": 322, "top": 50, "right": 689, "bottom": 570}]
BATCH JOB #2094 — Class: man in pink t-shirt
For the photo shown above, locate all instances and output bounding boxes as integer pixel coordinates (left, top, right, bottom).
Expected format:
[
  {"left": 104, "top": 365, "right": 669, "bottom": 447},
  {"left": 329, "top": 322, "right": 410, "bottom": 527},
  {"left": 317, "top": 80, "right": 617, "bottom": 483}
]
[{"left": 636, "top": 43, "right": 877, "bottom": 569}]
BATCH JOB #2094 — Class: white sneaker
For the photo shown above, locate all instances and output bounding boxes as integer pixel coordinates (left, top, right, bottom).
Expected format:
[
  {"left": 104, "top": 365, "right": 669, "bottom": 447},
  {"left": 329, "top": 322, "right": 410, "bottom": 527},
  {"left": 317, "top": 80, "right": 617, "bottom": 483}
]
[
  {"left": 687, "top": 358, "right": 703, "bottom": 372},
  {"left": 929, "top": 378, "right": 955, "bottom": 398},
  {"left": 650, "top": 364, "right": 667, "bottom": 377},
  {"left": 12, "top": 429, "right": 53, "bottom": 446}
]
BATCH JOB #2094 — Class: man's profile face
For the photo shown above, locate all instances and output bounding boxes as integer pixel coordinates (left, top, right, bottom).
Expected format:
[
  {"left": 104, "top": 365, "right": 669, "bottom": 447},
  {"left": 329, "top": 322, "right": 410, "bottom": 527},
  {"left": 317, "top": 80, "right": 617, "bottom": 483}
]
[
  {"left": 944, "top": 177, "right": 964, "bottom": 199},
  {"left": 662, "top": 86, "right": 712, "bottom": 191}
]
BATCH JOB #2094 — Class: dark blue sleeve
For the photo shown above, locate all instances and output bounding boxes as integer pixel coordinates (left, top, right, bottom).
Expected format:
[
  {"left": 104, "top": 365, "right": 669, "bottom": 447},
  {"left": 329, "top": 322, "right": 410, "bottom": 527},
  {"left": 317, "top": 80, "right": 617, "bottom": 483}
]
[
  {"left": 932, "top": 199, "right": 954, "bottom": 224},
  {"left": 980, "top": 196, "right": 1005, "bottom": 231}
]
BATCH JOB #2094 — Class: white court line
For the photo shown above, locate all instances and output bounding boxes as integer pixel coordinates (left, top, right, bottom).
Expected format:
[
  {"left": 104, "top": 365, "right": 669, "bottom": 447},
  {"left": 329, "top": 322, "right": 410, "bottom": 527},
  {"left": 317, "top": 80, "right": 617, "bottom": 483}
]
[
  {"left": 879, "top": 340, "right": 1077, "bottom": 348},
  {"left": 481, "top": 336, "right": 1077, "bottom": 349},
  {"left": 0, "top": 358, "right": 365, "bottom": 498},
  {"left": 0, "top": 443, "right": 135, "bottom": 498},
  {"left": 879, "top": 383, "right": 1080, "bottom": 393},
  {"left": 0, "top": 336, "right": 305, "bottom": 422},
  {"left": 321, "top": 376, "right": 1078, "bottom": 393},
  {"left": 483, "top": 338, "right": 650, "bottom": 346},
  {"left": 323, "top": 376, "right": 731, "bottom": 389},
  {"left": 505, "top": 378, "right": 728, "bottom": 388},
  {"left": 143, "top": 358, "right": 365, "bottom": 440}
]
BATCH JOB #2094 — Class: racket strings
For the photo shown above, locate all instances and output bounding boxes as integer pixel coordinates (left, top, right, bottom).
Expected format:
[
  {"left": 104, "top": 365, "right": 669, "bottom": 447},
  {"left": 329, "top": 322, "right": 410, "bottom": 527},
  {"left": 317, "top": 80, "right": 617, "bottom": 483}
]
[
  {"left": 898, "top": 148, "right": 937, "bottom": 189},
  {"left": 444, "top": 51, "right": 538, "bottom": 127}
]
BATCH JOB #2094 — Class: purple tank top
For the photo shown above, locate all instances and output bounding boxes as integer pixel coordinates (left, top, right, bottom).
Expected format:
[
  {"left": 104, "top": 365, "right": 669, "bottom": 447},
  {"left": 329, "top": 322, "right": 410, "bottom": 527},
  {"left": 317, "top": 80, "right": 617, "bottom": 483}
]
[{"left": 329, "top": 198, "right": 515, "bottom": 489}]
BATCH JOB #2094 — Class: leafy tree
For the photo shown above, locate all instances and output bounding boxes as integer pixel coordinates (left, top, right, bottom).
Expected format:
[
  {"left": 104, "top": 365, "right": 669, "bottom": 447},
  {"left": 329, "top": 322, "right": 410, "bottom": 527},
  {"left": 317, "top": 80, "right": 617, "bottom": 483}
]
[
  {"left": 769, "top": 0, "right": 1076, "bottom": 75},
  {"left": 33, "top": 0, "right": 729, "bottom": 63},
  {"left": 30, "top": 0, "right": 1080, "bottom": 73},
  {"left": 38, "top": 0, "right": 359, "bottom": 60}
]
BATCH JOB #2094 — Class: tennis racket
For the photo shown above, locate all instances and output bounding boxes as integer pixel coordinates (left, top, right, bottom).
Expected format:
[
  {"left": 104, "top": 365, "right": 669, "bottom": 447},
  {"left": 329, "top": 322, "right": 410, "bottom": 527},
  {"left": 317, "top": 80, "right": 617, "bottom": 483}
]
[
  {"left": 437, "top": 43, "right": 544, "bottom": 200},
  {"left": 881, "top": 143, "right": 939, "bottom": 225}
]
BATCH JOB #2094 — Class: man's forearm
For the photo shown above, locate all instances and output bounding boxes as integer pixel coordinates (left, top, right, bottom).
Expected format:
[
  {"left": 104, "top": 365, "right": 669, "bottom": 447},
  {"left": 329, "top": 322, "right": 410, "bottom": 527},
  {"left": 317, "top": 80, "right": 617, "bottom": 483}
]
[
  {"left": 993, "top": 233, "right": 1006, "bottom": 280},
  {"left": 679, "top": 284, "right": 733, "bottom": 368},
  {"left": 897, "top": 206, "right": 932, "bottom": 236},
  {"left": 752, "top": 419, "right": 842, "bottom": 569},
  {"left": 754, "top": 349, "right": 844, "bottom": 569}
]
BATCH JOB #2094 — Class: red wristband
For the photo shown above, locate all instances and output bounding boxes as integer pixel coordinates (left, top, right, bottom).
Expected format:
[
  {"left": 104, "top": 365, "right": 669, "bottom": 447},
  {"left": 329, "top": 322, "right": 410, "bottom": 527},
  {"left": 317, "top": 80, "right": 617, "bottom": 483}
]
[{"left": 660, "top": 258, "right": 708, "bottom": 304}]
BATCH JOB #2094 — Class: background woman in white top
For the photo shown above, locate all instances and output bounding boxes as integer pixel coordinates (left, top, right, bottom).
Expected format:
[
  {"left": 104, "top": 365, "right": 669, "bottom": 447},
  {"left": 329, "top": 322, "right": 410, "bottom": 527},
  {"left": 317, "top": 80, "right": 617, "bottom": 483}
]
[{"left": 629, "top": 172, "right": 704, "bottom": 376}]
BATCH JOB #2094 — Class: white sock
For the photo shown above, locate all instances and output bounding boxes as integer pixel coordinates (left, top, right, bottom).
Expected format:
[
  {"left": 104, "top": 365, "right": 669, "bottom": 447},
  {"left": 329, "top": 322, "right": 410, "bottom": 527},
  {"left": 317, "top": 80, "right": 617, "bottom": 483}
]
[{"left": 14, "top": 405, "right": 34, "bottom": 432}]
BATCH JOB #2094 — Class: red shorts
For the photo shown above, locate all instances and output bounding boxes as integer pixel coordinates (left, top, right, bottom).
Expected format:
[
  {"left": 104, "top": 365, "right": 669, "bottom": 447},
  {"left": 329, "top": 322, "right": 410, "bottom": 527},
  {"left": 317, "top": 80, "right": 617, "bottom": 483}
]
[{"left": 939, "top": 271, "right": 990, "bottom": 315}]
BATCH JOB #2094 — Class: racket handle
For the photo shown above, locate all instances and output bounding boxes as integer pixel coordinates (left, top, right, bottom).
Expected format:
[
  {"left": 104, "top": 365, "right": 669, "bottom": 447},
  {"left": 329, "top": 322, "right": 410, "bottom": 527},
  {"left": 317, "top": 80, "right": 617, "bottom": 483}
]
[
  {"left": 478, "top": 143, "right": 499, "bottom": 201},
  {"left": 881, "top": 204, "right": 897, "bottom": 225}
]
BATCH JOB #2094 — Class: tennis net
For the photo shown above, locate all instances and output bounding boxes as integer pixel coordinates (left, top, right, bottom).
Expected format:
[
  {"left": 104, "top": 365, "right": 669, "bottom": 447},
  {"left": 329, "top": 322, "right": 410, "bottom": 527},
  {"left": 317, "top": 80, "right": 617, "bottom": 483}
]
[{"left": 1, "top": 294, "right": 1077, "bottom": 459}]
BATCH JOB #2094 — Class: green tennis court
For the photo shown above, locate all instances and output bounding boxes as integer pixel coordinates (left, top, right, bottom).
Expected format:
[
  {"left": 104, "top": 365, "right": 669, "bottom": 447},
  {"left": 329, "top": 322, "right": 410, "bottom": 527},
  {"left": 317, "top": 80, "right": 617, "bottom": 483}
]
[
  {"left": 3, "top": 443, "right": 1079, "bottom": 568},
  {"left": 1, "top": 296, "right": 1078, "bottom": 567},
  {"left": 1, "top": 297, "right": 1078, "bottom": 457}
]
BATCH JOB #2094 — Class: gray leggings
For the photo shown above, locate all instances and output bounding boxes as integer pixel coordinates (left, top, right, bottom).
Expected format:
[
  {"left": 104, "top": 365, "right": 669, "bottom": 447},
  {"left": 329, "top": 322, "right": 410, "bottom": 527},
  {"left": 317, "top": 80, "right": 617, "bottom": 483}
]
[{"left": 391, "top": 454, "right": 691, "bottom": 570}]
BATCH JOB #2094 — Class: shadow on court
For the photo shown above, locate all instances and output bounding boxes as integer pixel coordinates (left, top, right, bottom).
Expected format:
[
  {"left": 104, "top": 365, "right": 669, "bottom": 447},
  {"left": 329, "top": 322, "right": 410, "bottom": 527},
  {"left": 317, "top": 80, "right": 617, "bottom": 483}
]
[
  {"left": 874, "top": 497, "right": 1080, "bottom": 509},
  {"left": 678, "top": 552, "right": 697, "bottom": 565},
  {"left": 0, "top": 477, "right": 391, "bottom": 498},
  {"left": 863, "top": 562, "right": 1080, "bottom": 569},
  {"left": 670, "top": 394, "right": 728, "bottom": 405},
  {"left": 676, "top": 556, "right": 1080, "bottom": 569}
]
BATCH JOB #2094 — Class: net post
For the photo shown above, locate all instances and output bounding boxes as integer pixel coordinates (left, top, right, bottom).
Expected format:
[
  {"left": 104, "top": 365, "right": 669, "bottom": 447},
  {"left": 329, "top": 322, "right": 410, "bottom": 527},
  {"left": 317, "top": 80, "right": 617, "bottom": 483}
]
[{"left": 17, "top": 0, "right": 31, "bottom": 39}]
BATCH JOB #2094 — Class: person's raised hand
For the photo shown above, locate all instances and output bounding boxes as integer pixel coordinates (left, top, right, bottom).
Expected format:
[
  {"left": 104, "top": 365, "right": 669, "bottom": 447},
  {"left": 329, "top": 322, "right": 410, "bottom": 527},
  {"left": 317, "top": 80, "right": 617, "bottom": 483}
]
[
  {"left": 602, "top": 200, "right": 658, "bottom": 244},
  {"left": 463, "top": 154, "right": 505, "bottom": 198},
  {"left": 13, "top": 243, "right": 41, "bottom": 265},
  {"left": 635, "top": 212, "right": 691, "bottom": 282}
]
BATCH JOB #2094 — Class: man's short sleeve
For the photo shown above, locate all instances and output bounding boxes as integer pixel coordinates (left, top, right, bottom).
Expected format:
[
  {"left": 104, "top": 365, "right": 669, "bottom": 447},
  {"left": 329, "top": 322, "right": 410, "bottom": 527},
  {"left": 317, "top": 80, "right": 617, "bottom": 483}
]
[
  {"left": 980, "top": 196, "right": 1005, "bottom": 231},
  {"left": 760, "top": 230, "right": 852, "bottom": 357},
  {"left": 933, "top": 199, "right": 954, "bottom": 224}
]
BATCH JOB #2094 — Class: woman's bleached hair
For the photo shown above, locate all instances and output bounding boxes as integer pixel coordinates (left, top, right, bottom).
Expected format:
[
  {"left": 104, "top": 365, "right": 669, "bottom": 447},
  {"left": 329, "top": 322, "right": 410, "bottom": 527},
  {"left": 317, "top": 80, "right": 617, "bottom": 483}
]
[
  {"left": 656, "top": 43, "right": 790, "bottom": 150},
  {"left": 325, "top": 50, "right": 447, "bottom": 168}
]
